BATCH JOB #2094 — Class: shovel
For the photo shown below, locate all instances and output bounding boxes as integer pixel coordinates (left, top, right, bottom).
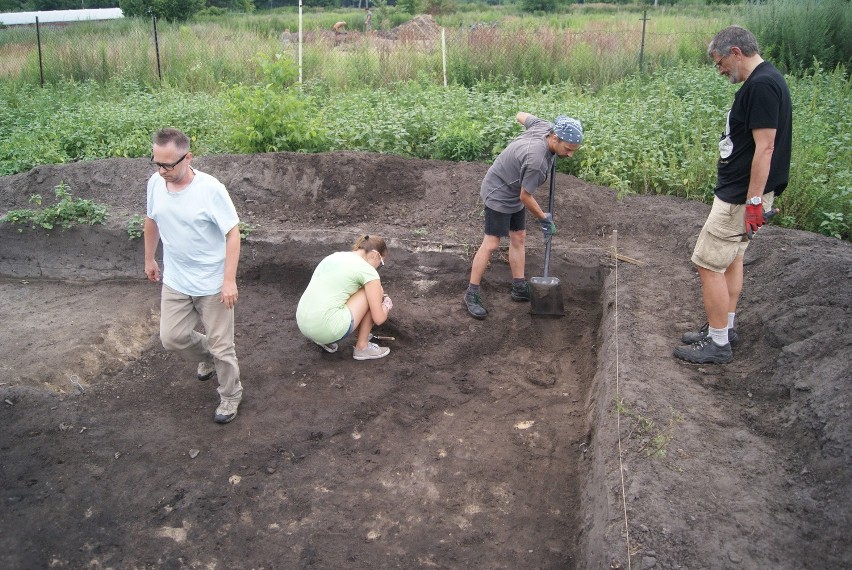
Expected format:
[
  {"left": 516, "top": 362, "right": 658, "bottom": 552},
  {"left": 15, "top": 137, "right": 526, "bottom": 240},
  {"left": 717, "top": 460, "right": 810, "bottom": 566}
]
[{"left": 529, "top": 160, "right": 564, "bottom": 317}]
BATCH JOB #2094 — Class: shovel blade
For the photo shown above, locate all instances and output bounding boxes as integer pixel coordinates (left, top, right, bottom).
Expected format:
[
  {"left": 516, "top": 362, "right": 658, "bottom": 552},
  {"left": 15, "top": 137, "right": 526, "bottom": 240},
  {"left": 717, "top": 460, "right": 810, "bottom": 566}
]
[{"left": 529, "top": 276, "right": 564, "bottom": 316}]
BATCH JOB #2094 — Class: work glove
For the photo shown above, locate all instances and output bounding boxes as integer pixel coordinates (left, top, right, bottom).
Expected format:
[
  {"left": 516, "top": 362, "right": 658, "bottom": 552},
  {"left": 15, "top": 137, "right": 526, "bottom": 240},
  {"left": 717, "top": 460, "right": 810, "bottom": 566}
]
[
  {"left": 745, "top": 204, "right": 765, "bottom": 238},
  {"left": 382, "top": 294, "right": 393, "bottom": 311},
  {"left": 540, "top": 213, "right": 556, "bottom": 237}
]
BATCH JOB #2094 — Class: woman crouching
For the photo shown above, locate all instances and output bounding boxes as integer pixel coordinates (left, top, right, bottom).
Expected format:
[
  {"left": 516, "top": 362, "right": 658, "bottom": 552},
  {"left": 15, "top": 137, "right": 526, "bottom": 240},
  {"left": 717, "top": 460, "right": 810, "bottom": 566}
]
[{"left": 296, "top": 235, "right": 393, "bottom": 360}]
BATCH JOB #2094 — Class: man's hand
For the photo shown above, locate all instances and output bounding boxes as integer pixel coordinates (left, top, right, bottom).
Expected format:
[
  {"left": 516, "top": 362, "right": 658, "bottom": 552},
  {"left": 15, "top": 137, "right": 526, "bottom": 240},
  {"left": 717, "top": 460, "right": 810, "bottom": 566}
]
[
  {"left": 540, "top": 213, "right": 556, "bottom": 237},
  {"left": 221, "top": 279, "right": 238, "bottom": 309},
  {"left": 745, "top": 204, "right": 765, "bottom": 237},
  {"left": 145, "top": 260, "right": 160, "bottom": 282}
]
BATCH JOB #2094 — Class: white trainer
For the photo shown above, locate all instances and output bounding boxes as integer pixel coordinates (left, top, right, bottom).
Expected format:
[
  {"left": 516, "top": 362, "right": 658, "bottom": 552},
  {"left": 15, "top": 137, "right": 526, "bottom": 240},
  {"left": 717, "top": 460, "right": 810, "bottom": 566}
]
[
  {"left": 352, "top": 342, "right": 390, "bottom": 361},
  {"left": 315, "top": 341, "right": 339, "bottom": 353},
  {"left": 214, "top": 399, "right": 240, "bottom": 424}
]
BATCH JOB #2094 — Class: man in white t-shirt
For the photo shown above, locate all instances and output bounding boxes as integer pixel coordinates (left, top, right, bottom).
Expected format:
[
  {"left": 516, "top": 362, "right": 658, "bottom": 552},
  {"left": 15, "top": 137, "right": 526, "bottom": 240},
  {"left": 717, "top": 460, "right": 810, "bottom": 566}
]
[{"left": 144, "top": 128, "right": 243, "bottom": 424}]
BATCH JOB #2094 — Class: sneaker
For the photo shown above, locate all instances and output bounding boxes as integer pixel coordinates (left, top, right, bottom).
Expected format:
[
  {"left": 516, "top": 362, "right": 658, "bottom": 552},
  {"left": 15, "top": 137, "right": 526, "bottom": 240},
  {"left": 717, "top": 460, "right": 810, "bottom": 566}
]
[
  {"left": 214, "top": 398, "right": 240, "bottom": 424},
  {"left": 315, "top": 341, "right": 338, "bottom": 353},
  {"left": 510, "top": 282, "right": 530, "bottom": 302},
  {"left": 464, "top": 291, "right": 487, "bottom": 319},
  {"left": 353, "top": 342, "right": 390, "bottom": 361},
  {"left": 673, "top": 338, "right": 733, "bottom": 364},
  {"left": 197, "top": 361, "right": 216, "bottom": 381},
  {"left": 681, "top": 323, "right": 740, "bottom": 348}
]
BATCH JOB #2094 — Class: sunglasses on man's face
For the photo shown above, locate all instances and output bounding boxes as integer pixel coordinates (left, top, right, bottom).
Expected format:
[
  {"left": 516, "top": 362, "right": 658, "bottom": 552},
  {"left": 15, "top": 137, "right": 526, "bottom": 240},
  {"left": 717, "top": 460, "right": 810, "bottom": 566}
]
[{"left": 149, "top": 152, "right": 188, "bottom": 171}]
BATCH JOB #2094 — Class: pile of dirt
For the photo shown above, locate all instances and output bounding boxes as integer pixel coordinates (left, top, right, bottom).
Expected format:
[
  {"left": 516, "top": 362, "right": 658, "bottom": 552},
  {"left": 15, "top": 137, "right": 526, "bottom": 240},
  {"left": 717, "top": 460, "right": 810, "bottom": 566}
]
[
  {"left": 377, "top": 14, "right": 441, "bottom": 41},
  {"left": 0, "top": 151, "right": 849, "bottom": 568}
]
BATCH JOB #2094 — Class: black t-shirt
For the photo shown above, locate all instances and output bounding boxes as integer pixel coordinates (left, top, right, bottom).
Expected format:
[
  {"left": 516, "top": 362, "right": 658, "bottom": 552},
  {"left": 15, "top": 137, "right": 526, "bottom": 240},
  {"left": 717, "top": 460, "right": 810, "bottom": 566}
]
[{"left": 715, "top": 61, "right": 792, "bottom": 204}]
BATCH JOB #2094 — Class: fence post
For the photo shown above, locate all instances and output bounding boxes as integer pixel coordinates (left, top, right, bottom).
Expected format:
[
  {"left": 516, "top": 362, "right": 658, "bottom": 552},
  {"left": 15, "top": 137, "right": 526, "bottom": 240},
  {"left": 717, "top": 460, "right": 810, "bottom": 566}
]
[
  {"left": 441, "top": 28, "right": 447, "bottom": 88},
  {"left": 36, "top": 16, "right": 44, "bottom": 87},
  {"left": 153, "top": 15, "right": 162, "bottom": 82},
  {"left": 639, "top": 10, "right": 649, "bottom": 74},
  {"left": 298, "top": 0, "right": 303, "bottom": 86}
]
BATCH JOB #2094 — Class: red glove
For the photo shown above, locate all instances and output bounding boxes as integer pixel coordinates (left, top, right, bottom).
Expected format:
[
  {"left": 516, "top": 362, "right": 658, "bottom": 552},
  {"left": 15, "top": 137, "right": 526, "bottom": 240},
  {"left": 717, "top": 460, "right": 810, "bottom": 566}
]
[{"left": 745, "top": 204, "right": 764, "bottom": 237}]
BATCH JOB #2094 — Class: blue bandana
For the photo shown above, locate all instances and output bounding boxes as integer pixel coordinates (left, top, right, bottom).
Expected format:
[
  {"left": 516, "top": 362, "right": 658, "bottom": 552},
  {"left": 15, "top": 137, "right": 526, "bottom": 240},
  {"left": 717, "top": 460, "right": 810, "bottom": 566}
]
[{"left": 553, "top": 116, "right": 583, "bottom": 144}]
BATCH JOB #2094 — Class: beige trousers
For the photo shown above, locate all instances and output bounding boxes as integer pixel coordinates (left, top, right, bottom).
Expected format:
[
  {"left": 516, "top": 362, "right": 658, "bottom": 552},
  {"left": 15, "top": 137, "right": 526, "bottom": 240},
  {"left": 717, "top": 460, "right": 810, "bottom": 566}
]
[{"left": 160, "top": 284, "right": 242, "bottom": 402}]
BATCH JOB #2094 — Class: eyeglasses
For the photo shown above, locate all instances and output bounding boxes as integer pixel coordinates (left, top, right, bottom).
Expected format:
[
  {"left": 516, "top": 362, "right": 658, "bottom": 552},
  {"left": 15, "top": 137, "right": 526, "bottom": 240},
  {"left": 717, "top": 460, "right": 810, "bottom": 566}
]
[
  {"left": 714, "top": 54, "right": 731, "bottom": 69},
  {"left": 377, "top": 252, "right": 385, "bottom": 267},
  {"left": 149, "top": 152, "right": 188, "bottom": 171}
]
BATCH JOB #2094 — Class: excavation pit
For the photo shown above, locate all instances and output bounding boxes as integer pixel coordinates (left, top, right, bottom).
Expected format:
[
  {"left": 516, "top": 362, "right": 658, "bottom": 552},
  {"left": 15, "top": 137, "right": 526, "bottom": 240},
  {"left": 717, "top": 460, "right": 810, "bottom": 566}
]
[{"left": 1, "top": 152, "right": 849, "bottom": 568}]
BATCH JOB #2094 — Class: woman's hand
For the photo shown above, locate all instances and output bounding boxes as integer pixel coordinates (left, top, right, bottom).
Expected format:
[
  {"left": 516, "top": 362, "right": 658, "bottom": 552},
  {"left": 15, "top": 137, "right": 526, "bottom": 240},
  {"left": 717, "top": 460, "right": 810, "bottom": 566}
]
[{"left": 382, "top": 294, "right": 393, "bottom": 311}]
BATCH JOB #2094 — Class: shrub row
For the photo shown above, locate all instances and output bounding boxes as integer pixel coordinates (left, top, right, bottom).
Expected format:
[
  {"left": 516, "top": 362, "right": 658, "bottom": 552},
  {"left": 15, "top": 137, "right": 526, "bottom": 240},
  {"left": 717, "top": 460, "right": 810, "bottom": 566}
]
[{"left": 1, "top": 61, "right": 848, "bottom": 240}]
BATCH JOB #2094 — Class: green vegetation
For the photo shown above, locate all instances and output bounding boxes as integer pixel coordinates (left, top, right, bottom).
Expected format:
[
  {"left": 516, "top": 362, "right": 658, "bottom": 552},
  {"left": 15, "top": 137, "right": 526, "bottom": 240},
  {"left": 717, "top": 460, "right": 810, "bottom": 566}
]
[
  {"left": 0, "top": 2, "right": 849, "bottom": 239},
  {"left": 225, "top": 54, "right": 331, "bottom": 153},
  {"left": 615, "top": 398, "right": 684, "bottom": 460},
  {"left": 119, "top": 0, "right": 207, "bottom": 22},
  {"left": 238, "top": 221, "right": 257, "bottom": 240},
  {"left": 1, "top": 183, "right": 109, "bottom": 232},
  {"left": 0, "top": 6, "right": 730, "bottom": 91},
  {"left": 742, "top": 0, "right": 852, "bottom": 75},
  {"left": 127, "top": 213, "right": 145, "bottom": 240}
]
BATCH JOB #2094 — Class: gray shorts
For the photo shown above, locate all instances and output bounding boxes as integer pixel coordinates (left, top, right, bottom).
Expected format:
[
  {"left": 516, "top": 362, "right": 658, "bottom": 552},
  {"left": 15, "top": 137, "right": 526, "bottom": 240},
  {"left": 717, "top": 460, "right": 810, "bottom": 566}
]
[{"left": 691, "top": 193, "right": 775, "bottom": 272}]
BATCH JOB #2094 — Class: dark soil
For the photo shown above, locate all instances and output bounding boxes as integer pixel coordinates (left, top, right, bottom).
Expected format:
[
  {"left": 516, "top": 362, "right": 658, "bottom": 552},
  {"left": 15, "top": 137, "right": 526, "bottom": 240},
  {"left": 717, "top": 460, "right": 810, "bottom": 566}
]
[{"left": 1, "top": 151, "right": 849, "bottom": 569}]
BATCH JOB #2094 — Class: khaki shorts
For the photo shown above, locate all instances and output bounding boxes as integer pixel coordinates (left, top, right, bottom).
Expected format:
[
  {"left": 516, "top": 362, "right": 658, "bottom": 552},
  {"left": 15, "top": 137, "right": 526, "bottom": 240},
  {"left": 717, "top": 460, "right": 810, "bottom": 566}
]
[{"left": 691, "top": 193, "right": 775, "bottom": 272}]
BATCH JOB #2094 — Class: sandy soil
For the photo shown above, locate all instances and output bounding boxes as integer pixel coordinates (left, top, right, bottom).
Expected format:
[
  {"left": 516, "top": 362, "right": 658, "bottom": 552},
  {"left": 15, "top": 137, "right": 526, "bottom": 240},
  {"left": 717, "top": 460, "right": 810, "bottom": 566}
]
[{"left": 1, "top": 151, "right": 849, "bottom": 569}]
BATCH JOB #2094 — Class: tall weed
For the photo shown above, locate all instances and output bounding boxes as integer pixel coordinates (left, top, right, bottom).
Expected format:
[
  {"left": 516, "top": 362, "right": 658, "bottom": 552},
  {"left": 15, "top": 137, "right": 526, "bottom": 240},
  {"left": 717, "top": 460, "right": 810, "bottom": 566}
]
[
  {"left": 742, "top": 0, "right": 852, "bottom": 74},
  {"left": 224, "top": 54, "right": 331, "bottom": 153}
]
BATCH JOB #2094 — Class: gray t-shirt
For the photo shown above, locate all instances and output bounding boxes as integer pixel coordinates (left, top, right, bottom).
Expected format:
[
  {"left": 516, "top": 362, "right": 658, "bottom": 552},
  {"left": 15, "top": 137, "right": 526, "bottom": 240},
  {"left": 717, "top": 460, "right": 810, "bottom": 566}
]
[{"left": 480, "top": 115, "right": 554, "bottom": 213}]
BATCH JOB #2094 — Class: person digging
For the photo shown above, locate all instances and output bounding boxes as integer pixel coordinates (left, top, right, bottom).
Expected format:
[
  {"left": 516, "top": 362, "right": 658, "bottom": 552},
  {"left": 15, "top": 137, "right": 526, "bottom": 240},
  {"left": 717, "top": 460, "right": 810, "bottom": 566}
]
[{"left": 463, "top": 113, "right": 583, "bottom": 320}]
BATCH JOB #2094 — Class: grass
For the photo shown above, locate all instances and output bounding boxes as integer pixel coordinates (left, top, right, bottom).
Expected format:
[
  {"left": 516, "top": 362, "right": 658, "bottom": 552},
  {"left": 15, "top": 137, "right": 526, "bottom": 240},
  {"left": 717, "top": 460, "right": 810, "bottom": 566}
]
[
  {"left": 0, "top": 5, "right": 733, "bottom": 92},
  {"left": 615, "top": 398, "right": 684, "bottom": 460}
]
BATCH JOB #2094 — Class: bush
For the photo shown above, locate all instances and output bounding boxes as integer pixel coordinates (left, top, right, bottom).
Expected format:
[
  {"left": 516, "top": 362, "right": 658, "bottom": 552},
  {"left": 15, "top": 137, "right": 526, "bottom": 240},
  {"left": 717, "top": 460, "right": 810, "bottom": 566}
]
[
  {"left": 431, "top": 123, "right": 487, "bottom": 162},
  {"left": 521, "top": 0, "right": 558, "bottom": 12},
  {"left": 119, "top": 0, "right": 206, "bottom": 22},
  {"left": 743, "top": 0, "right": 852, "bottom": 74},
  {"left": 225, "top": 54, "right": 331, "bottom": 153}
]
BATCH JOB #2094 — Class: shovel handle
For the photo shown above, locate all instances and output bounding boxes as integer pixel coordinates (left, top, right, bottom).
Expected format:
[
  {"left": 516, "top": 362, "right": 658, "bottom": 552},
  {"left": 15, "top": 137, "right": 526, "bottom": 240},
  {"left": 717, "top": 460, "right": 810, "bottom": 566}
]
[{"left": 543, "top": 160, "right": 556, "bottom": 277}]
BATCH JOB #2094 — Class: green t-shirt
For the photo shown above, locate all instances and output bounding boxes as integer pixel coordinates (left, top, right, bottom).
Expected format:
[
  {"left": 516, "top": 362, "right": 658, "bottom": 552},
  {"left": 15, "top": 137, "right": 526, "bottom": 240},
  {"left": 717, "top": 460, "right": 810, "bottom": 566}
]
[{"left": 296, "top": 251, "right": 380, "bottom": 344}]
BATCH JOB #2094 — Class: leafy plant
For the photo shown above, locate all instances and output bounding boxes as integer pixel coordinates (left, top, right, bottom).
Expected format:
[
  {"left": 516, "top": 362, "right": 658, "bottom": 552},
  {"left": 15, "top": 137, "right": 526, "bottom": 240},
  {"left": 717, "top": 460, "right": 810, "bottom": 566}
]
[
  {"left": 615, "top": 399, "right": 684, "bottom": 460},
  {"left": 0, "top": 183, "right": 108, "bottom": 232},
  {"left": 225, "top": 54, "right": 330, "bottom": 153},
  {"left": 127, "top": 214, "right": 145, "bottom": 240},
  {"left": 431, "top": 123, "right": 487, "bottom": 162},
  {"left": 819, "top": 211, "right": 849, "bottom": 241},
  {"left": 238, "top": 221, "right": 257, "bottom": 241}
]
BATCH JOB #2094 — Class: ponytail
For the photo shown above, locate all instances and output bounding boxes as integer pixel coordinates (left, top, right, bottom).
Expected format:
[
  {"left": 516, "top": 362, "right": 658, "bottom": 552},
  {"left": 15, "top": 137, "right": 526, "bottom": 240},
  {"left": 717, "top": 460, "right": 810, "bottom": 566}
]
[{"left": 353, "top": 234, "right": 387, "bottom": 255}]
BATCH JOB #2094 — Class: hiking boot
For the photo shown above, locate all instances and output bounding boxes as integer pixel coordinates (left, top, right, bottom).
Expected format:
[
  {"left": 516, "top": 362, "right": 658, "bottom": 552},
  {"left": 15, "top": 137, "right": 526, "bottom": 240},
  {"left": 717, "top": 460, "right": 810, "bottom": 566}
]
[
  {"left": 315, "top": 341, "right": 338, "bottom": 353},
  {"left": 214, "top": 398, "right": 240, "bottom": 424},
  {"left": 673, "top": 338, "right": 733, "bottom": 364},
  {"left": 464, "top": 291, "right": 487, "bottom": 319},
  {"left": 353, "top": 342, "right": 390, "bottom": 361},
  {"left": 681, "top": 323, "right": 740, "bottom": 348},
  {"left": 510, "top": 282, "right": 531, "bottom": 302},
  {"left": 197, "top": 361, "right": 216, "bottom": 381}
]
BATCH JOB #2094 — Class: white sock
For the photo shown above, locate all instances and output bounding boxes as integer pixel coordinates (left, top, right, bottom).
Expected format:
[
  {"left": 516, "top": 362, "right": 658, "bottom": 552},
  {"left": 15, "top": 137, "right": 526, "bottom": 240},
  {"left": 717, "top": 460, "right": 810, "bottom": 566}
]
[
  {"left": 708, "top": 326, "right": 729, "bottom": 346},
  {"left": 728, "top": 312, "right": 736, "bottom": 329}
]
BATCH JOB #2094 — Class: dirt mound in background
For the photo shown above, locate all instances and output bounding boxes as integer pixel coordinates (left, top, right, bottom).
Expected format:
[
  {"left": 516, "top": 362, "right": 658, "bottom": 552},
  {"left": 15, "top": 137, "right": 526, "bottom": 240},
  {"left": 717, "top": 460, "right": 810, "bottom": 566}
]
[
  {"left": 378, "top": 14, "right": 441, "bottom": 41},
  {"left": 1, "top": 152, "right": 849, "bottom": 568}
]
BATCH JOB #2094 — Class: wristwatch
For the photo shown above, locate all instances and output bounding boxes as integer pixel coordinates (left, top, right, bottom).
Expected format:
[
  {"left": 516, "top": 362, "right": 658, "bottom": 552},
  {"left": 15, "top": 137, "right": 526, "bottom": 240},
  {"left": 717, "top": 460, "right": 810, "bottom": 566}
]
[{"left": 747, "top": 196, "right": 763, "bottom": 206}]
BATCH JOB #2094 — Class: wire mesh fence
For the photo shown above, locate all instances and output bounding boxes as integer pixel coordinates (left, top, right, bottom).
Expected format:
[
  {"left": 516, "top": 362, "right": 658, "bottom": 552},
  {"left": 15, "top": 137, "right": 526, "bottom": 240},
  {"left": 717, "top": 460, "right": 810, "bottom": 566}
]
[{"left": 0, "top": 12, "right": 712, "bottom": 90}]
